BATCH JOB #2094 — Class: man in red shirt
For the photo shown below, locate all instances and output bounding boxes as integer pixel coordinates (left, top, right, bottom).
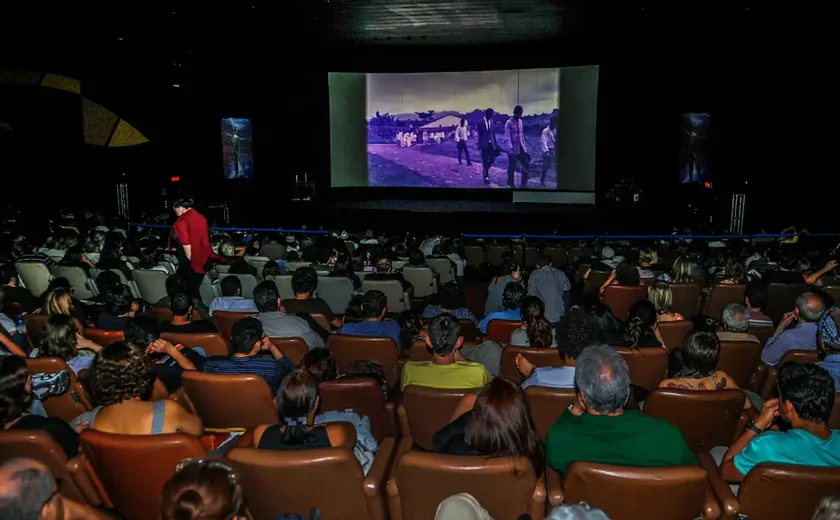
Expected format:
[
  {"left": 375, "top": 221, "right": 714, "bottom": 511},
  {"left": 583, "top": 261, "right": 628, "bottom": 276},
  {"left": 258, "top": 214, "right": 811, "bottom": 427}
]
[{"left": 171, "top": 198, "right": 221, "bottom": 299}]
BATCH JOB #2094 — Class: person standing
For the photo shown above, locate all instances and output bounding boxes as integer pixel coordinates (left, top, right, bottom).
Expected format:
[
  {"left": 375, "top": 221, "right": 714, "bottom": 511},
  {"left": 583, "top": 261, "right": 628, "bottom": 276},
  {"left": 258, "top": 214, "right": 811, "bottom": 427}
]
[
  {"left": 171, "top": 198, "right": 220, "bottom": 301},
  {"left": 540, "top": 116, "right": 557, "bottom": 185},
  {"left": 476, "top": 108, "right": 497, "bottom": 184},
  {"left": 455, "top": 118, "right": 471, "bottom": 166},
  {"left": 505, "top": 105, "right": 530, "bottom": 188}
]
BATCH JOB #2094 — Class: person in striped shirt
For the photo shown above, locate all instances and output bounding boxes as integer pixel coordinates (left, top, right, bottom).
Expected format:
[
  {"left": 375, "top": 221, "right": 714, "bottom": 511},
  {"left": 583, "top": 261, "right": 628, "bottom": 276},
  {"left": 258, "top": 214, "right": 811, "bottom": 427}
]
[{"left": 745, "top": 282, "right": 774, "bottom": 328}]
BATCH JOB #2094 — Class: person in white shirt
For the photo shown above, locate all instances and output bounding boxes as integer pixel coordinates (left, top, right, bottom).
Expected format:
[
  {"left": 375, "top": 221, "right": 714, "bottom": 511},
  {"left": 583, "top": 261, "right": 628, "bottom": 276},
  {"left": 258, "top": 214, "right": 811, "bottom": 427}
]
[
  {"left": 396, "top": 131, "right": 403, "bottom": 146},
  {"left": 504, "top": 105, "right": 529, "bottom": 188},
  {"left": 455, "top": 118, "right": 472, "bottom": 166},
  {"left": 540, "top": 116, "right": 557, "bottom": 185}
]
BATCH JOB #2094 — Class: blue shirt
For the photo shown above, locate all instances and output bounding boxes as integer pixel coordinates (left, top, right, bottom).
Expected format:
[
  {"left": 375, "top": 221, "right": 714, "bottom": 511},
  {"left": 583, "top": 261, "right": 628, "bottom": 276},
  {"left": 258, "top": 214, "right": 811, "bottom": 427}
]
[
  {"left": 817, "top": 354, "right": 840, "bottom": 390},
  {"left": 202, "top": 355, "right": 297, "bottom": 393},
  {"left": 339, "top": 320, "right": 402, "bottom": 352},
  {"left": 209, "top": 296, "right": 258, "bottom": 316},
  {"left": 479, "top": 308, "right": 521, "bottom": 334},
  {"left": 485, "top": 275, "right": 516, "bottom": 316},
  {"left": 528, "top": 266, "right": 571, "bottom": 323},
  {"left": 521, "top": 366, "right": 576, "bottom": 390},
  {"left": 761, "top": 322, "right": 818, "bottom": 365},
  {"left": 734, "top": 429, "right": 840, "bottom": 476}
]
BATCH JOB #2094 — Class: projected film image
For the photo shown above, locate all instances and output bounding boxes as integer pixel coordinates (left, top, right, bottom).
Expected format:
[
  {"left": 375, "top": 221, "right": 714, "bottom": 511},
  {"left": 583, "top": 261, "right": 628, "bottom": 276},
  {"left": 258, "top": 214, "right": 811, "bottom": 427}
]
[
  {"left": 679, "top": 112, "right": 710, "bottom": 184},
  {"left": 367, "top": 69, "right": 559, "bottom": 189},
  {"left": 221, "top": 117, "right": 254, "bottom": 179}
]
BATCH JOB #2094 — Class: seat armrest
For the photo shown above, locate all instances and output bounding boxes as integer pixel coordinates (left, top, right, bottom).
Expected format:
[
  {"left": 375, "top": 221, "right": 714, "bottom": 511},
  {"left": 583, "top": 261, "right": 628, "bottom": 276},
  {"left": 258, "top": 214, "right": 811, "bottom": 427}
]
[
  {"left": 545, "top": 465, "right": 564, "bottom": 507},
  {"left": 698, "top": 452, "right": 739, "bottom": 519},
  {"left": 391, "top": 436, "right": 414, "bottom": 476},
  {"left": 66, "top": 454, "right": 102, "bottom": 507},
  {"left": 364, "top": 437, "right": 396, "bottom": 498},
  {"left": 760, "top": 366, "right": 779, "bottom": 400},
  {"left": 750, "top": 363, "right": 768, "bottom": 393},
  {"left": 703, "top": 478, "right": 722, "bottom": 520},
  {"left": 530, "top": 469, "right": 547, "bottom": 520},
  {"left": 403, "top": 287, "right": 414, "bottom": 311}
]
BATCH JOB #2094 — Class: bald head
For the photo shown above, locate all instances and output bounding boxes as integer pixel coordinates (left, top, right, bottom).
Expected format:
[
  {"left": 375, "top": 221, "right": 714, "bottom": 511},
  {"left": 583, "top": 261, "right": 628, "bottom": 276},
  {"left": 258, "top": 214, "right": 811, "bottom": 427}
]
[
  {"left": 0, "top": 458, "right": 58, "bottom": 520},
  {"left": 796, "top": 292, "right": 825, "bottom": 323}
]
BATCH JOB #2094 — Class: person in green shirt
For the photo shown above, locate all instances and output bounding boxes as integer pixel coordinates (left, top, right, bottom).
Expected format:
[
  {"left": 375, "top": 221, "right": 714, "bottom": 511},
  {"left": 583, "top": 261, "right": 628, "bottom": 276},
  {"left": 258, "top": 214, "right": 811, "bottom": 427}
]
[{"left": 545, "top": 344, "right": 697, "bottom": 473}]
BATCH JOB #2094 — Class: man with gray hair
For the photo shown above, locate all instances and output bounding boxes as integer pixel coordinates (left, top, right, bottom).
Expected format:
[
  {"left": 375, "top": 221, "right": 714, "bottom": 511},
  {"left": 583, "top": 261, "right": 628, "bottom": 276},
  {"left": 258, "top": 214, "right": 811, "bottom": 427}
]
[
  {"left": 761, "top": 291, "right": 826, "bottom": 365},
  {"left": 718, "top": 303, "right": 760, "bottom": 344},
  {"left": 545, "top": 345, "right": 696, "bottom": 473},
  {"left": 0, "top": 458, "right": 110, "bottom": 519}
]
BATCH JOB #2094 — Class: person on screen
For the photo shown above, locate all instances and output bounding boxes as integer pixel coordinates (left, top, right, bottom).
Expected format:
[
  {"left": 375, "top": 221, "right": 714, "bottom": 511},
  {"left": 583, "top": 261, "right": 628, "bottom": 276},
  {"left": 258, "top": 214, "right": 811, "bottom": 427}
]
[
  {"left": 455, "top": 118, "right": 471, "bottom": 166},
  {"left": 224, "top": 123, "right": 242, "bottom": 177},
  {"left": 476, "top": 108, "right": 497, "bottom": 184},
  {"left": 540, "top": 117, "right": 557, "bottom": 185},
  {"left": 505, "top": 105, "right": 530, "bottom": 188}
]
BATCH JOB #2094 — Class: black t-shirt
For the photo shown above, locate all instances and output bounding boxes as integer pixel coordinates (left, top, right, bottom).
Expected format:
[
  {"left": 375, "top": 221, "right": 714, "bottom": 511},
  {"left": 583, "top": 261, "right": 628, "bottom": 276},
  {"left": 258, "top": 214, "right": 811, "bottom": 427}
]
[
  {"left": 281, "top": 298, "right": 336, "bottom": 322},
  {"left": 764, "top": 270, "right": 806, "bottom": 285},
  {"left": 152, "top": 347, "right": 208, "bottom": 393},
  {"left": 432, "top": 411, "right": 482, "bottom": 456},
  {"left": 8, "top": 415, "right": 79, "bottom": 458},
  {"left": 160, "top": 320, "right": 218, "bottom": 334}
]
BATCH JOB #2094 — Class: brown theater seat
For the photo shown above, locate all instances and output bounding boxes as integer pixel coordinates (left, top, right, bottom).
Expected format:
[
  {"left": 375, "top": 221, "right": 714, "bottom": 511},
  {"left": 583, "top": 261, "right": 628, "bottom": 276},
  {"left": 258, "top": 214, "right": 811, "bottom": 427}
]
[
  {"left": 83, "top": 328, "right": 124, "bottom": 346},
  {"left": 25, "top": 357, "right": 92, "bottom": 422},
  {"left": 748, "top": 327, "right": 774, "bottom": 347},
  {"left": 500, "top": 345, "right": 563, "bottom": 382},
  {"left": 408, "top": 338, "right": 433, "bottom": 362},
  {"left": 420, "top": 317, "right": 477, "bottom": 342},
  {"left": 643, "top": 388, "right": 747, "bottom": 453},
  {"left": 0, "top": 430, "right": 100, "bottom": 506},
  {"left": 764, "top": 283, "right": 808, "bottom": 324},
  {"left": 161, "top": 332, "right": 229, "bottom": 357},
  {"left": 558, "top": 462, "right": 718, "bottom": 520},
  {"left": 603, "top": 285, "right": 648, "bottom": 320},
  {"left": 524, "top": 386, "right": 577, "bottom": 439},
  {"left": 328, "top": 334, "right": 402, "bottom": 389},
  {"left": 585, "top": 270, "right": 612, "bottom": 294},
  {"left": 24, "top": 313, "right": 49, "bottom": 349},
  {"left": 319, "top": 377, "right": 396, "bottom": 442},
  {"left": 269, "top": 336, "right": 310, "bottom": 365},
  {"left": 226, "top": 437, "right": 397, "bottom": 520},
  {"left": 387, "top": 452, "right": 546, "bottom": 520},
  {"left": 670, "top": 283, "right": 702, "bottom": 318},
  {"left": 483, "top": 319, "right": 520, "bottom": 343},
  {"left": 703, "top": 284, "right": 746, "bottom": 321},
  {"left": 398, "top": 385, "right": 479, "bottom": 451},
  {"left": 716, "top": 340, "right": 762, "bottom": 390},
  {"left": 212, "top": 310, "right": 257, "bottom": 341},
  {"left": 614, "top": 346, "right": 668, "bottom": 392},
  {"left": 759, "top": 349, "right": 818, "bottom": 400},
  {"left": 181, "top": 371, "right": 278, "bottom": 429},
  {"left": 657, "top": 320, "right": 694, "bottom": 350},
  {"left": 80, "top": 430, "right": 205, "bottom": 520}
]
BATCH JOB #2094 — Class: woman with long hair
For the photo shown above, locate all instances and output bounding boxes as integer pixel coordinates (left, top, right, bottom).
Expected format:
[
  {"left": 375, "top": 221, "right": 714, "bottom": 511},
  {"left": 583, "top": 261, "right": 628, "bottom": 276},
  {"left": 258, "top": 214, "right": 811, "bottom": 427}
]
[
  {"left": 432, "top": 377, "right": 545, "bottom": 476},
  {"left": 509, "top": 296, "right": 555, "bottom": 348},
  {"left": 647, "top": 283, "right": 684, "bottom": 322},
  {"left": 601, "top": 300, "right": 665, "bottom": 349},
  {"left": 658, "top": 256, "right": 694, "bottom": 284},
  {"left": 30, "top": 314, "right": 102, "bottom": 374}
]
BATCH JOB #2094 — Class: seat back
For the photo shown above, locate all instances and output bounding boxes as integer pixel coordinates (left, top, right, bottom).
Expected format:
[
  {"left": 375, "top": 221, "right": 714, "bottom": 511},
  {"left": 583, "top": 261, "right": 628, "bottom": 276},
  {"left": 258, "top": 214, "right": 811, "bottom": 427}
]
[
  {"left": 26, "top": 357, "right": 91, "bottom": 421},
  {"left": 544, "top": 246, "right": 567, "bottom": 267},
  {"left": 0, "top": 430, "right": 88, "bottom": 504},
  {"left": 314, "top": 276, "right": 355, "bottom": 314},
  {"left": 149, "top": 305, "right": 173, "bottom": 324},
  {"left": 309, "top": 313, "right": 332, "bottom": 333},
  {"left": 764, "top": 283, "right": 808, "bottom": 324},
  {"left": 269, "top": 337, "right": 309, "bottom": 365},
  {"left": 524, "top": 386, "right": 577, "bottom": 439},
  {"left": 614, "top": 347, "right": 668, "bottom": 392},
  {"left": 272, "top": 275, "right": 295, "bottom": 299},
  {"left": 749, "top": 326, "right": 774, "bottom": 347},
  {"left": 50, "top": 266, "right": 97, "bottom": 300},
  {"left": 131, "top": 269, "right": 169, "bottom": 304},
  {"left": 824, "top": 286, "right": 840, "bottom": 305},
  {"left": 703, "top": 284, "right": 746, "bottom": 321},
  {"left": 500, "top": 345, "right": 563, "bottom": 382},
  {"left": 15, "top": 262, "right": 53, "bottom": 297},
  {"left": 603, "top": 285, "right": 648, "bottom": 320},
  {"left": 717, "top": 340, "right": 763, "bottom": 389},
  {"left": 562, "top": 462, "right": 708, "bottom": 520},
  {"left": 83, "top": 328, "right": 124, "bottom": 347},
  {"left": 421, "top": 318, "right": 477, "bottom": 342},
  {"left": 401, "top": 267, "right": 437, "bottom": 298},
  {"left": 399, "top": 385, "right": 478, "bottom": 451},
  {"left": 328, "top": 335, "right": 401, "bottom": 389},
  {"left": 484, "top": 319, "right": 521, "bottom": 343},
  {"left": 259, "top": 243, "right": 286, "bottom": 261},
  {"left": 362, "top": 279, "right": 410, "bottom": 313},
  {"left": 657, "top": 320, "right": 694, "bottom": 350},
  {"left": 80, "top": 430, "right": 205, "bottom": 520},
  {"left": 669, "top": 283, "right": 702, "bottom": 318},
  {"left": 319, "top": 377, "right": 392, "bottom": 441},
  {"left": 160, "top": 332, "right": 230, "bottom": 357},
  {"left": 245, "top": 257, "right": 270, "bottom": 277},
  {"left": 219, "top": 273, "right": 259, "bottom": 300},
  {"left": 463, "top": 245, "right": 486, "bottom": 267},
  {"left": 181, "top": 371, "right": 278, "bottom": 429},
  {"left": 199, "top": 276, "right": 219, "bottom": 307},
  {"left": 485, "top": 246, "right": 509, "bottom": 266},
  {"left": 285, "top": 262, "right": 313, "bottom": 272},
  {"left": 227, "top": 446, "right": 373, "bottom": 520},
  {"left": 24, "top": 313, "right": 50, "bottom": 350},
  {"left": 425, "top": 258, "right": 455, "bottom": 285},
  {"left": 738, "top": 464, "right": 840, "bottom": 520},
  {"left": 585, "top": 270, "right": 612, "bottom": 294},
  {"left": 643, "top": 388, "right": 746, "bottom": 452},
  {"left": 211, "top": 310, "right": 257, "bottom": 342},
  {"left": 389, "top": 452, "right": 542, "bottom": 520}
]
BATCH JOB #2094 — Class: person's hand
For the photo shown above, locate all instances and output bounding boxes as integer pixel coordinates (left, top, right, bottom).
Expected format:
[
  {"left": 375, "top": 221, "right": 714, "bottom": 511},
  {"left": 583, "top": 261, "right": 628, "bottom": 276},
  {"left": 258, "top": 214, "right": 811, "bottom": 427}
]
[
  {"left": 73, "top": 419, "right": 90, "bottom": 433},
  {"left": 130, "top": 301, "right": 140, "bottom": 313},
  {"left": 779, "top": 312, "right": 797, "bottom": 328},
  {"left": 826, "top": 259, "right": 838, "bottom": 271},
  {"left": 146, "top": 339, "right": 176, "bottom": 355},
  {"left": 516, "top": 354, "right": 536, "bottom": 377},
  {"left": 76, "top": 334, "right": 93, "bottom": 348},
  {"left": 755, "top": 398, "right": 780, "bottom": 431},
  {"left": 278, "top": 304, "right": 286, "bottom": 313},
  {"left": 259, "top": 336, "right": 272, "bottom": 352}
]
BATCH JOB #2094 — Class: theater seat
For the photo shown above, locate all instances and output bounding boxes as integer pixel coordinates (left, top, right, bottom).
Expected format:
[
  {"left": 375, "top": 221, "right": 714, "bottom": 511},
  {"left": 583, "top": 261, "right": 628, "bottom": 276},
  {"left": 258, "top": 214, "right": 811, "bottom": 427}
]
[
  {"left": 160, "top": 332, "right": 229, "bottom": 357},
  {"left": 603, "top": 285, "right": 648, "bottom": 321},
  {"left": 319, "top": 377, "right": 396, "bottom": 442},
  {"left": 524, "top": 386, "right": 577, "bottom": 439},
  {"left": 500, "top": 345, "right": 563, "bottom": 382},
  {"left": 25, "top": 357, "right": 92, "bottom": 422},
  {"left": 703, "top": 284, "right": 746, "bottom": 322},
  {"left": 387, "top": 452, "right": 546, "bottom": 520},
  {"left": 716, "top": 340, "right": 763, "bottom": 390},
  {"left": 614, "top": 346, "right": 668, "bottom": 392},
  {"left": 181, "top": 371, "right": 278, "bottom": 429},
  {"left": 80, "top": 430, "right": 205, "bottom": 520},
  {"left": 760, "top": 350, "right": 818, "bottom": 399},
  {"left": 483, "top": 319, "right": 520, "bottom": 343},
  {"left": 211, "top": 310, "right": 257, "bottom": 341},
  {"left": 657, "top": 320, "right": 694, "bottom": 350},
  {"left": 83, "top": 328, "right": 124, "bottom": 347},
  {"left": 398, "top": 385, "right": 479, "bottom": 451},
  {"left": 328, "top": 334, "right": 402, "bottom": 389},
  {"left": 362, "top": 278, "right": 413, "bottom": 313},
  {"left": 269, "top": 337, "right": 309, "bottom": 365}
]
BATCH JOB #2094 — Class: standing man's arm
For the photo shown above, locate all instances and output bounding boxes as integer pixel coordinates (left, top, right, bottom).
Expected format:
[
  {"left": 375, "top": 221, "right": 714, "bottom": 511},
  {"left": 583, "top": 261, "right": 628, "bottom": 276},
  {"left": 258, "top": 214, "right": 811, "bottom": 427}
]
[
  {"left": 174, "top": 219, "right": 192, "bottom": 260},
  {"left": 541, "top": 129, "right": 549, "bottom": 154}
]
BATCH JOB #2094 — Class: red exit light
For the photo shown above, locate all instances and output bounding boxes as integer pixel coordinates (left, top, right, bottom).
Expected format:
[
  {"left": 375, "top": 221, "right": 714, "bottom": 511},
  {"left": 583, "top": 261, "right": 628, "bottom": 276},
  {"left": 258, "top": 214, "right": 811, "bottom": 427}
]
[
  {"left": 704, "top": 181, "right": 712, "bottom": 189},
  {"left": 171, "top": 176, "right": 180, "bottom": 183}
]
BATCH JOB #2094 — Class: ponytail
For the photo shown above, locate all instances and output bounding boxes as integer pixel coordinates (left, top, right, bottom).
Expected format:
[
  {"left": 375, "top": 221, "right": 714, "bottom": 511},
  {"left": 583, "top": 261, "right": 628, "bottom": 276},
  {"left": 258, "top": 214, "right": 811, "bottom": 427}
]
[
  {"left": 526, "top": 313, "right": 554, "bottom": 348},
  {"left": 624, "top": 316, "right": 643, "bottom": 347}
]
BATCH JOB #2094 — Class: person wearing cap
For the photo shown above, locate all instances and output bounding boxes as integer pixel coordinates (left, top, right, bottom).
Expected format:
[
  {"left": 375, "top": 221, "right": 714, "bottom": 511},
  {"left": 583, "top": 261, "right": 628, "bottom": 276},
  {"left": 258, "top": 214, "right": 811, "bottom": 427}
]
[
  {"left": 817, "top": 306, "right": 840, "bottom": 388},
  {"left": 171, "top": 198, "right": 223, "bottom": 300}
]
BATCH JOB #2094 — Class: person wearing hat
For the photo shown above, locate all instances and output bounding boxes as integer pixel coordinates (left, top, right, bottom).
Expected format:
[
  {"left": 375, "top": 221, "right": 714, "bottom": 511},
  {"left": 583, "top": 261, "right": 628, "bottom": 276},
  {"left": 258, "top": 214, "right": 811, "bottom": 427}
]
[{"left": 171, "top": 197, "right": 222, "bottom": 300}]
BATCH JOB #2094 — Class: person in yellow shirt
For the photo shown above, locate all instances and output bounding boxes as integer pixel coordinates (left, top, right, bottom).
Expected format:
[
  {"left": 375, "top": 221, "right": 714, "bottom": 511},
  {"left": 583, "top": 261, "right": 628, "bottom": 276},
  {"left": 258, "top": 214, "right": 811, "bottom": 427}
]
[{"left": 401, "top": 313, "right": 492, "bottom": 390}]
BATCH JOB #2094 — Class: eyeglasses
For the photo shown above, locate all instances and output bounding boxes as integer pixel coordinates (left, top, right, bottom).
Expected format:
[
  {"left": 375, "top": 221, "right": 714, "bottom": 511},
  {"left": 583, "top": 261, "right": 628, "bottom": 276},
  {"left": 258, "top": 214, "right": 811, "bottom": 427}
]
[{"left": 39, "top": 478, "right": 63, "bottom": 510}]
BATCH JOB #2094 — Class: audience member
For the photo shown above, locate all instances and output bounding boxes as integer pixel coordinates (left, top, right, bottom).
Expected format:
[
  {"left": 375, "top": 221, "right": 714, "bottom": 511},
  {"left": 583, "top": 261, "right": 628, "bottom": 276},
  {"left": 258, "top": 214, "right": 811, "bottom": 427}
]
[
  {"left": 600, "top": 300, "right": 664, "bottom": 349},
  {"left": 744, "top": 282, "right": 774, "bottom": 328},
  {"left": 253, "top": 281, "right": 324, "bottom": 350},
  {"left": 161, "top": 292, "right": 218, "bottom": 334},
  {"left": 160, "top": 459, "right": 247, "bottom": 520},
  {"left": 485, "top": 261, "right": 522, "bottom": 315},
  {"left": 96, "top": 284, "right": 138, "bottom": 330},
  {"left": 528, "top": 254, "right": 572, "bottom": 326},
  {"left": 647, "top": 283, "right": 684, "bottom": 322},
  {"left": 423, "top": 281, "right": 479, "bottom": 325},
  {"left": 762, "top": 292, "right": 825, "bottom": 365},
  {"left": 717, "top": 303, "right": 760, "bottom": 343},
  {"left": 29, "top": 314, "right": 101, "bottom": 374},
  {"left": 0, "top": 264, "right": 36, "bottom": 312},
  {"left": 281, "top": 267, "right": 342, "bottom": 329},
  {"left": 817, "top": 306, "right": 840, "bottom": 388},
  {"left": 479, "top": 282, "right": 526, "bottom": 334},
  {"left": 338, "top": 290, "right": 402, "bottom": 351},
  {"left": 208, "top": 275, "right": 258, "bottom": 316},
  {"left": 509, "top": 295, "right": 556, "bottom": 348},
  {"left": 124, "top": 316, "right": 204, "bottom": 394}
]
